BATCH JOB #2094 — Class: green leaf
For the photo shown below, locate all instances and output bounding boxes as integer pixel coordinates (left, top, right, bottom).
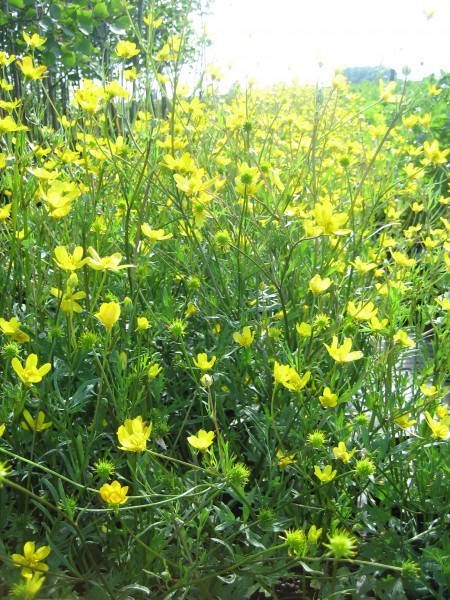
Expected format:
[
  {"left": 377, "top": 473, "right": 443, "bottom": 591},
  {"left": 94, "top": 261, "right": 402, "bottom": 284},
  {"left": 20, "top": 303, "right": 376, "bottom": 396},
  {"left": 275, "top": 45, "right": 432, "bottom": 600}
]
[
  {"left": 7, "top": 0, "right": 25, "bottom": 8},
  {"left": 110, "top": 15, "right": 130, "bottom": 34},
  {"left": 77, "top": 8, "right": 94, "bottom": 34},
  {"left": 93, "top": 2, "right": 109, "bottom": 18},
  {"left": 61, "top": 51, "right": 76, "bottom": 68},
  {"left": 49, "top": 3, "right": 61, "bottom": 19},
  {"left": 74, "top": 37, "right": 94, "bottom": 56}
]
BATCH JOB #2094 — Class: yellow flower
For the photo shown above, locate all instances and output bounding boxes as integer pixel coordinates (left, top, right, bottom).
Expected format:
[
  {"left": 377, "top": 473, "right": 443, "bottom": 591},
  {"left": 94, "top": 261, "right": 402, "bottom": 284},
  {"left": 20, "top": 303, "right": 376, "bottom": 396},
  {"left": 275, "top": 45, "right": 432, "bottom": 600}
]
[
  {"left": 436, "top": 405, "right": 448, "bottom": 420},
  {"left": 314, "top": 464, "right": 337, "bottom": 482},
  {"left": 233, "top": 326, "right": 255, "bottom": 347},
  {"left": 115, "top": 40, "right": 140, "bottom": 59},
  {"left": 193, "top": 353, "right": 216, "bottom": 370},
  {"left": 307, "top": 525, "right": 323, "bottom": 544},
  {"left": 50, "top": 288, "right": 86, "bottom": 314},
  {"left": 274, "top": 361, "right": 310, "bottom": 392},
  {"left": 86, "top": 246, "right": 133, "bottom": 271},
  {"left": 12, "top": 541, "right": 51, "bottom": 577},
  {"left": 0, "top": 51, "right": 15, "bottom": 67},
  {"left": 0, "top": 423, "right": 5, "bottom": 437},
  {"left": 296, "top": 322, "right": 312, "bottom": 337},
  {"left": 21, "top": 410, "right": 52, "bottom": 432},
  {"left": 395, "top": 414, "right": 417, "bottom": 428},
  {"left": 276, "top": 450, "right": 296, "bottom": 470},
  {"left": 420, "top": 384, "right": 438, "bottom": 398},
  {"left": 147, "top": 363, "right": 162, "bottom": 381},
  {"left": 349, "top": 257, "right": 377, "bottom": 273},
  {"left": 428, "top": 83, "right": 442, "bottom": 96},
  {"left": 99, "top": 480, "right": 129, "bottom": 506},
  {"left": 16, "top": 56, "right": 47, "bottom": 80},
  {"left": 422, "top": 140, "right": 449, "bottom": 166},
  {"left": 143, "top": 14, "right": 163, "bottom": 27},
  {"left": 0, "top": 203, "right": 12, "bottom": 221},
  {"left": 324, "top": 337, "right": 364, "bottom": 363},
  {"left": 141, "top": 224, "right": 173, "bottom": 241},
  {"left": 309, "top": 274, "right": 332, "bottom": 294},
  {"left": 0, "top": 117, "right": 28, "bottom": 135},
  {"left": 332, "top": 441, "right": 356, "bottom": 463},
  {"left": 53, "top": 246, "right": 85, "bottom": 271},
  {"left": 235, "top": 162, "right": 263, "bottom": 196},
  {"left": 393, "top": 329, "right": 415, "bottom": 348},
  {"left": 392, "top": 251, "right": 416, "bottom": 268},
  {"left": 185, "top": 303, "right": 197, "bottom": 317},
  {"left": 319, "top": 387, "right": 338, "bottom": 408},
  {"left": 313, "top": 199, "right": 350, "bottom": 236},
  {"left": 22, "top": 31, "right": 47, "bottom": 48},
  {"left": 24, "top": 572, "right": 46, "bottom": 599},
  {"left": 124, "top": 66, "right": 138, "bottom": 81},
  {"left": 136, "top": 317, "right": 150, "bottom": 331},
  {"left": 187, "top": 429, "right": 215, "bottom": 452},
  {"left": 347, "top": 301, "right": 378, "bottom": 322},
  {"left": 425, "top": 411, "right": 449, "bottom": 439},
  {"left": 117, "top": 416, "right": 152, "bottom": 452},
  {"left": 368, "top": 315, "right": 388, "bottom": 332},
  {"left": 0, "top": 317, "right": 30, "bottom": 342},
  {"left": 95, "top": 302, "right": 121, "bottom": 332},
  {"left": 11, "top": 354, "right": 51, "bottom": 385}
]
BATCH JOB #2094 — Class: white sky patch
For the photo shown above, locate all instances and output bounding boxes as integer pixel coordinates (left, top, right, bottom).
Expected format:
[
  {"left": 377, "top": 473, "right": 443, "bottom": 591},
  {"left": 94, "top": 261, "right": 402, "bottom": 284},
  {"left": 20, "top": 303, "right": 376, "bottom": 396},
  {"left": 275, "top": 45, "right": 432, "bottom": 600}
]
[{"left": 200, "top": 0, "right": 450, "bottom": 88}]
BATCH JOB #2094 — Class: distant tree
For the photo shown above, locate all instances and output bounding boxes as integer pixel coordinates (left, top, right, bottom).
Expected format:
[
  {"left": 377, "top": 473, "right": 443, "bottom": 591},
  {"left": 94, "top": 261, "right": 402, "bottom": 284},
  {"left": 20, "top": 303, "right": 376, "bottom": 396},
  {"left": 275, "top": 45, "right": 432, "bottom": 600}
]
[
  {"left": 0, "top": 0, "right": 210, "bottom": 125},
  {"left": 343, "top": 66, "right": 396, "bottom": 84}
]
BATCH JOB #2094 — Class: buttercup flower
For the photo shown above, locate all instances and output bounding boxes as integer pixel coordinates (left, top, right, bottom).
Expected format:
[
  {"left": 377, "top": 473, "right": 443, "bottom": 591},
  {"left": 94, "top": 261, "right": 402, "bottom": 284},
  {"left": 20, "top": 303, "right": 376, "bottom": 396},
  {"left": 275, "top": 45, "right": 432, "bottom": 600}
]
[
  {"left": 307, "top": 525, "right": 323, "bottom": 544},
  {"left": 347, "top": 301, "right": 378, "bottom": 322},
  {"left": 23, "top": 572, "right": 46, "bottom": 599},
  {"left": 296, "top": 322, "right": 312, "bottom": 337},
  {"left": 141, "top": 224, "right": 173, "bottom": 242},
  {"left": 11, "top": 354, "right": 51, "bottom": 384},
  {"left": 117, "top": 416, "right": 152, "bottom": 452},
  {"left": 99, "top": 480, "right": 129, "bottom": 506},
  {"left": 115, "top": 40, "right": 140, "bottom": 59},
  {"left": 276, "top": 450, "right": 296, "bottom": 470},
  {"left": 187, "top": 429, "right": 215, "bottom": 452},
  {"left": 393, "top": 329, "right": 415, "bottom": 348},
  {"left": 95, "top": 302, "right": 121, "bottom": 331},
  {"left": 22, "top": 31, "right": 47, "bottom": 48},
  {"left": 324, "top": 337, "right": 364, "bottom": 363},
  {"left": 319, "top": 387, "right": 338, "bottom": 408},
  {"left": 309, "top": 274, "right": 332, "bottom": 294},
  {"left": 53, "top": 246, "right": 85, "bottom": 271},
  {"left": 425, "top": 411, "right": 449, "bottom": 439},
  {"left": 233, "top": 326, "right": 255, "bottom": 347},
  {"left": 16, "top": 56, "right": 47, "bottom": 80},
  {"left": 86, "top": 246, "right": 133, "bottom": 271},
  {"left": 420, "top": 384, "right": 438, "bottom": 398},
  {"left": 21, "top": 410, "right": 52, "bottom": 432},
  {"left": 12, "top": 541, "right": 51, "bottom": 577},
  {"left": 147, "top": 363, "right": 162, "bottom": 381},
  {"left": 50, "top": 287, "right": 86, "bottom": 314},
  {"left": 193, "top": 353, "right": 217, "bottom": 370},
  {"left": 0, "top": 316, "right": 30, "bottom": 342},
  {"left": 395, "top": 414, "right": 417, "bottom": 428},
  {"left": 332, "top": 441, "right": 356, "bottom": 463},
  {"left": 136, "top": 317, "right": 150, "bottom": 331},
  {"left": 314, "top": 464, "right": 337, "bottom": 482}
]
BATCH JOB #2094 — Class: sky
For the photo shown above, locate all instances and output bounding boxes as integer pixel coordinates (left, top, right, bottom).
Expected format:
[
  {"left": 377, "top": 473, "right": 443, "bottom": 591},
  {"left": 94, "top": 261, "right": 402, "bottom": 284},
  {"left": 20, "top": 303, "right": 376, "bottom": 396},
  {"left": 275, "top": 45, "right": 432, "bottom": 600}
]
[{"left": 200, "top": 0, "right": 450, "bottom": 88}]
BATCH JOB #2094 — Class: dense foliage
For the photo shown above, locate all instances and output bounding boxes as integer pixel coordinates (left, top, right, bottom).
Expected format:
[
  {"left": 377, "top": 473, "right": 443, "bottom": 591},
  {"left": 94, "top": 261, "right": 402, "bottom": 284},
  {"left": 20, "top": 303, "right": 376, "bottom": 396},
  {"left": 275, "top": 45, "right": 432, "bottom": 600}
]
[{"left": 0, "top": 15, "right": 449, "bottom": 599}]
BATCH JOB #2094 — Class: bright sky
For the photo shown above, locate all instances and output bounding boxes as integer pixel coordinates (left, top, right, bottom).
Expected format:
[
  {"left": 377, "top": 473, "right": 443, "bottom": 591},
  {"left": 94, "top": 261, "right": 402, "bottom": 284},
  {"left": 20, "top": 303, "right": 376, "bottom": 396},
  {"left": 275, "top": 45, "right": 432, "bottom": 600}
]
[{"left": 201, "top": 0, "right": 450, "bottom": 88}]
